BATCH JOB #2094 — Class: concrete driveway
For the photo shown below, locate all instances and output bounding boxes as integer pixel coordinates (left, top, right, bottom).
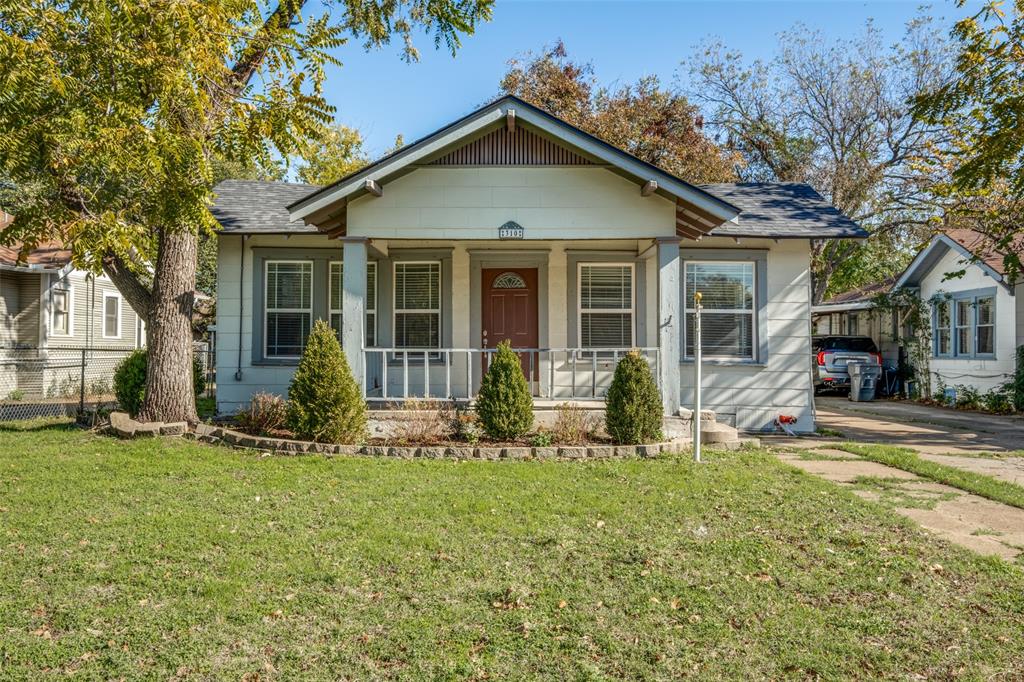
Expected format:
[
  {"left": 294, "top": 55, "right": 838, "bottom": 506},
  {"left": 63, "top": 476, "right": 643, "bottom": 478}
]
[
  {"left": 815, "top": 396, "right": 1024, "bottom": 456},
  {"left": 813, "top": 396, "right": 1024, "bottom": 488}
]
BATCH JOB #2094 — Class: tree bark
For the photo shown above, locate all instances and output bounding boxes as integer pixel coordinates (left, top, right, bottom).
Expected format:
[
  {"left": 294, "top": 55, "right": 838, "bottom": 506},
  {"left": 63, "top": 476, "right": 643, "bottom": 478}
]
[
  {"left": 138, "top": 229, "right": 199, "bottom": 424},
  {"left": 101, "top": 252, "right": 154, "bottom": 321}
]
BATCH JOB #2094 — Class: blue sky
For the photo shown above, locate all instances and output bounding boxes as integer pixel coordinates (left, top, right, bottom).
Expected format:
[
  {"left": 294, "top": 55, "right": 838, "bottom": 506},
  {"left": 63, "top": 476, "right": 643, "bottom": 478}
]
[{"left": 319, "top": 0, "right": 969, "bottom": 156}]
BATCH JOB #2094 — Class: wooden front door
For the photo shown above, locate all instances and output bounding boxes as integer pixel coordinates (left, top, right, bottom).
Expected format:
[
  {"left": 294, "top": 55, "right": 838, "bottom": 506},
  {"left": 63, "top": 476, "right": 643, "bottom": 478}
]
[{"left": 481, "top": 268, "right": 539, "bottom": 378}]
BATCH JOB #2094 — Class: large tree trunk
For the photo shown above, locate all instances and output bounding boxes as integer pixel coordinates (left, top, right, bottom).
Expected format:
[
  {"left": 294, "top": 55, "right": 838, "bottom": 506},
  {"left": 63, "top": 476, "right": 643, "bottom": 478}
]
[{"left": 139, "top": 228, "right": 199, "bottom": 424}]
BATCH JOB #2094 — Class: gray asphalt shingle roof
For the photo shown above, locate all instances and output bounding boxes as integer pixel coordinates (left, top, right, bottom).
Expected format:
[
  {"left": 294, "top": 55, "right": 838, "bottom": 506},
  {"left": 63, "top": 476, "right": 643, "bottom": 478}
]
[
  {"left": 700, "top": 182, "right": 866, "bottom": 238},
  {"left": 211, "top": 179, "right": 321, "bottom": 234},
  {"left": 211, "top": 178, "right": 866, "bottom": 239}
]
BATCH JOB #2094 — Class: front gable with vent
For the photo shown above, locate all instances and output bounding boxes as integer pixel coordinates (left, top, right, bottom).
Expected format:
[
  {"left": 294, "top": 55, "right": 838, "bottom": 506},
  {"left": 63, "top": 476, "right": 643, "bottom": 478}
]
[{"left": 287, "top": 96, "right": 740, "bottom": 241}]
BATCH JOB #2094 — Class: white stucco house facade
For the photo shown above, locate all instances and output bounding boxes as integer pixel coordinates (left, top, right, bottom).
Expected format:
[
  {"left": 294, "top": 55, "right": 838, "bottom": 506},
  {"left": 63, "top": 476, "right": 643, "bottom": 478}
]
[
  {"left": 210, "top": 96, "right": 865, "bottom": 432},
  {"left": 895, "top": 230, "right": 1022, "bottom": 394}
]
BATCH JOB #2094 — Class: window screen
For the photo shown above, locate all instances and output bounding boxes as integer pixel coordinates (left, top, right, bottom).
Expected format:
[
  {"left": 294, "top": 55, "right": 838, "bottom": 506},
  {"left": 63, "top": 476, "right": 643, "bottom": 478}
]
[
  {"left": 265, "top": 261, "right": 312, "bottom": 357},
  {"left": 684, "top": 261, "right": 755, "bottom": 359}
]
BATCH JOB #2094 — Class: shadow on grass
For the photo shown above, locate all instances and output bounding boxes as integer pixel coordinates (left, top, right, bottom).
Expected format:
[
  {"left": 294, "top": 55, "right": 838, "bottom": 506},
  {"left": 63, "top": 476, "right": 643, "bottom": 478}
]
[{"left": 0, "top": 418, "right": 79, "bottom": 434}]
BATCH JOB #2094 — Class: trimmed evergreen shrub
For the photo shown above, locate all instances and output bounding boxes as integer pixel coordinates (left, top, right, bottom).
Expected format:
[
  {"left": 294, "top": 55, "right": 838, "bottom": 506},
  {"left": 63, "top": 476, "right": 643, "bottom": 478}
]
[
  {"left": 475, "top": 340, "right": 533, "bottom": 440},
  {"left": 1014, "top": 345, "right": 1024, "bottom": 412},
  {"left": 287, "top": 320, "right": 367, "bottom": 443},
  {"left": 113, "top": 348, "right": 205, "bottom": 417},
  {"left": 605, "top": 351, "right": 663, "bottom": 445}
]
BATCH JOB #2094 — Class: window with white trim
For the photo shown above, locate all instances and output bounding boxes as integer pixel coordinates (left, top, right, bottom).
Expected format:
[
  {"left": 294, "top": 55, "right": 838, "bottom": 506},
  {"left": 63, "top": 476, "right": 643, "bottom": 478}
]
[
  {"left": 955, "top": 299, "right": 973, "bottom": 356},
  {"left": 51, "top": 284, "right": 72, "bottom": 336},
  {"left": 264, "top": 261, "right": 312, "bottom": 358},
  {"left": 934, "top": 299, "right": 951, "bottom": 356},
  {"left": 578, "top": 263, "right": 634, "bottom": 348},
  {"left": 329, "top": 261, "right": 377, "bottom": 346},
  {"left": 684, "top": 261, "right": 755, "bottom": 359},
  {"left": 394, "top": 262, "right": 440, "bottom": 350},
  {"left": 102, "top": 292, "right": 122, "bottom": 339},
  {"left": 976, "top": 296, "right": 994, "bottom": 355}
]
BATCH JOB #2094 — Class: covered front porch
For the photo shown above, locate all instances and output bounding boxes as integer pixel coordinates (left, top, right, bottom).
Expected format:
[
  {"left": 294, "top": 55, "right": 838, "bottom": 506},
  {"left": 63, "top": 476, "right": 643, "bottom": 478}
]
[{"left": 332, "top": 237, "right": 683, "bottom": 412}]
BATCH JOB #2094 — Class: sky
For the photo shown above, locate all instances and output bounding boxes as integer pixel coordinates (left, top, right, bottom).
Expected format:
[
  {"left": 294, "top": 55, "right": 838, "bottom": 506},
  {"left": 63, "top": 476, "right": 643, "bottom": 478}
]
[{"left": 318, "top": 0, "right": 971, "bottom": 157}]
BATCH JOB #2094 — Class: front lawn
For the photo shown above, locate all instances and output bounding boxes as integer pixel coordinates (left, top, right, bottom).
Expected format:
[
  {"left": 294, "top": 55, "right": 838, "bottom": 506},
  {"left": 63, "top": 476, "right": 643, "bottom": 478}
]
[{"left": 1, "top": 422, "right": 1023, "bottom": 679}]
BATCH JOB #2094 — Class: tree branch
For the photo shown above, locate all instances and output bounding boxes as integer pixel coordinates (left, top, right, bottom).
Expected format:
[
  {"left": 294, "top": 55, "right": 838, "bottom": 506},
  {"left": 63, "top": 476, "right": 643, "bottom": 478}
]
[{"left": 101, "top": 252, "right": 153, "bottom": 322}]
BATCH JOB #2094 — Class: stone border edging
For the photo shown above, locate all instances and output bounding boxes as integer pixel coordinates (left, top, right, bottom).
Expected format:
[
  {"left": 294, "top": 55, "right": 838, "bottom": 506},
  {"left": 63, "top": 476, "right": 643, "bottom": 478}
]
[{"left": 192, "top": 423, "right": 683, "bottom": 459}]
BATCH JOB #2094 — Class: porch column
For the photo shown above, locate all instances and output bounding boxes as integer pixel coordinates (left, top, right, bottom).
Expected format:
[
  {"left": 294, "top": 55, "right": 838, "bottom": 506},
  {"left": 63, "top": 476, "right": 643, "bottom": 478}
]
[
  {"left": 342, "top": 237, "right": 367, "bottom": 392},
  {"left": 656, "top": 237, "right": 682, "bottom": 415}
]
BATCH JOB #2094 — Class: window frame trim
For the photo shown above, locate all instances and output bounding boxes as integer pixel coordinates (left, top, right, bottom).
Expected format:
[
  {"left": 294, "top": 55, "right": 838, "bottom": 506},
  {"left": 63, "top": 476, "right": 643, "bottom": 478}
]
[
  {"left": 932, "top": 297, "right": 952, "bottom": 358},
  {"left": 50, "top": 281, "right": 74, "bottom": 337},
  {"left": 576, "top": 261, "right": 636, "bottom": 349},
  {"left": 263, "top": 259, "right": 314, "bottom": 360},
  {"left": 101, "top": 291, "right": 123, "bottom": 340},
  {"left": 682, "top": 258, "right": 757, "bottom": 362},
  {"left": 392, "top": 259, "right": 442, "bottom": 351}
]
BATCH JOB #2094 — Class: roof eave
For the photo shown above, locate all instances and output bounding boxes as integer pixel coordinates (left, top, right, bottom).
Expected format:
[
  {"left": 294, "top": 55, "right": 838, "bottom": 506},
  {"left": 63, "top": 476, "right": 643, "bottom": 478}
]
[{"left": 287, "top": 95, "right": 740, "bottom": 226}]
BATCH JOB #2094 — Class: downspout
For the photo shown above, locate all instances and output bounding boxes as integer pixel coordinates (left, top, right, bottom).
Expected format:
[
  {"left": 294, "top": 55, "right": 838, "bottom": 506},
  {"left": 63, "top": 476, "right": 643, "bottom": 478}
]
[{"left": 234, "top": 234, "right": 245, "bottom": 381}]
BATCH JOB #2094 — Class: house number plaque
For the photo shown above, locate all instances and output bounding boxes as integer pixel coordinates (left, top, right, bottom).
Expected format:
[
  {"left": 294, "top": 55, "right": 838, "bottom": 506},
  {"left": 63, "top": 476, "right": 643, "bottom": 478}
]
[{"left": 498, "top": 221, "right": 524, "bottom": 240}]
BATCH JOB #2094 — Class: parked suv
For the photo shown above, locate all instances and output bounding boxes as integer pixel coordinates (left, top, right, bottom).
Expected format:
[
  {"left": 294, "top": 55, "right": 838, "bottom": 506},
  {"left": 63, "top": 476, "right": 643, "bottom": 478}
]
[{"left": 812, "top": 335, "right": 882, "bottom": 394}]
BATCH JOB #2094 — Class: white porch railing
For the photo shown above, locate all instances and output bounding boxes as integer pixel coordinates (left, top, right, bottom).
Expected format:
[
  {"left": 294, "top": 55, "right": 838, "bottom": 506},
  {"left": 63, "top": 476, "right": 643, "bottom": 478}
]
[{"left": 362, "top": 347, "right": 660, "bottom": 403}]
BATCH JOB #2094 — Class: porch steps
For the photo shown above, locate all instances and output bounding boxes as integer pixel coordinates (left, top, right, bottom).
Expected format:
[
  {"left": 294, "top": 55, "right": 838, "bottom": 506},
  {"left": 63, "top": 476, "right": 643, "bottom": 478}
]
[{"left": 670, "top": 407, "right": 760, "bottom": 450}]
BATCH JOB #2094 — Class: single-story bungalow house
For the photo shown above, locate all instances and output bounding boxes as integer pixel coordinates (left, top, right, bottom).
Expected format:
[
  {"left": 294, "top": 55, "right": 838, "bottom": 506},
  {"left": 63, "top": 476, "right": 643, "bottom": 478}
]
[
  {"left": 812, "top": 229, "right": 1023, "bottom": 396},
  {"left": 210, "top": 95, "right": 865, "bottom": 432}
]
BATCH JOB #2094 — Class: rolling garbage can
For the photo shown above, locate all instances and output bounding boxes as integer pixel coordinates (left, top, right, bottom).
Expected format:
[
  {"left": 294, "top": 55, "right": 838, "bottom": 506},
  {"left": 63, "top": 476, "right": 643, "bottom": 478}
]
[{"left": 847, "top": 362, "right": 881, "bottom": 402}]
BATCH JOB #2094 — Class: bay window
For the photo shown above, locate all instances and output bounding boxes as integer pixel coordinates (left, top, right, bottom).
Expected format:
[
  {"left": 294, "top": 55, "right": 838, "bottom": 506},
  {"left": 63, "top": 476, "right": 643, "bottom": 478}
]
[
  {"left": 684, "top": 261, "right": 755, "bottom": 360},
  {"left": 264, "top": 261, "right": 312, "bottom": 358},
  {"left": 578, "top": 263, "right": 634, "bottom": 348}
]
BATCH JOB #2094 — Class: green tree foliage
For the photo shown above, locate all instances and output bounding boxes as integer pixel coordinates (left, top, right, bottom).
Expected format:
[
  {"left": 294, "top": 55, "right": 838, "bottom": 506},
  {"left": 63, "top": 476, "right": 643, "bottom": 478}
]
[
  {"left": 912, "top": 0, "right": 1024, "bottom": 285},
  {"left": 113, "top": 349, "right": 206, "bottom": 418},
  {"left": 605, "top": 352, "right": 662, "bottom": 445},
  {"left": 0, "top": 0, "right": 492, "bottom": 422},
  {"left": 296, "top": 124, "right": 369, "bottom": 185},
  {"left": 475, "top": 341, "right": 533, "bottom": 440},
  {"left": 500, "top": 41, "right": 739, "bottom": 184},
  {"left": 689, "top": 17, "right": 950, "bottom": 302},
  {"left": 287, "top": 320, "right": 366, "bottom": 443}
]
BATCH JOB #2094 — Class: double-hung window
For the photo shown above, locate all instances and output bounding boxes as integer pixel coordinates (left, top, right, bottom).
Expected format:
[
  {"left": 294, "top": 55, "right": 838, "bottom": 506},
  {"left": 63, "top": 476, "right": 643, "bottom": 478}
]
[
  {"left": 933, "top": 299, "right": 951, "bottom": 356},
  {"left": 394, "top": 262, "right": 441, "bottom": 353},
  {"left": 955, "top": 299, "right": 973, "bottom": 356},
  {"left": 329, "top": 261, "right": 378, "bottom": 346},
  {"left": 976, "top": 296, "right": 994, "bottom": 355},
  {"left": 264, "top": 261, "right": 312, "bottom": 358},
  {"left": 102, "top": 292, "right": 122, "bottom": 339},
  {"left": 684, "top": 261, "right": 755, "bottom": 360},
  {"left": 51, "top": 285, "right": 72, "bottom": 336},
  {"left": 578, "top": 264, "right": 634, "bottom": 348}
]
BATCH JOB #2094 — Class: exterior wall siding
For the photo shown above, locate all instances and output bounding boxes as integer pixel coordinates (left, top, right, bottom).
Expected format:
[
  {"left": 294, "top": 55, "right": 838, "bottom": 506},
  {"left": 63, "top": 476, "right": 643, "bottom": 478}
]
[
  {"left": 347, "top": 167, "right": 676, "bottom": 240},
  {"left": 679, "top": 238, "right": 814, "bottom": 433},
  {"left": 215, "top": 234, "right": 817, "bottom": 433},
  {"left": 1, "top": 271, "right": 25, "bottom": 345},
  {"left": 45, "top": 270, "right": 141, "bottom": 349},
  {"left": 921, "top": 248, "right": 1016, "bottom": 394}
]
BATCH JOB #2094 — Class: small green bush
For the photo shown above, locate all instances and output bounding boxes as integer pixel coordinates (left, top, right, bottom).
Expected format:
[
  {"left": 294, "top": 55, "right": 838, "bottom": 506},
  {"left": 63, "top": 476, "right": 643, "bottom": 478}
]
[
  {"left": 475, "top": 341, "right": 533, "bottom": 440},
  {"left": 287, "top": 320, "right": 367, "bottom": 443},
  {"left": 982, "top": 385, "right": 1014, "bottom": 415},
  {"left": 605, "top": 351, "right": 663, "bottom": 445},
  {"left": 1013, "top": 345, "right": 1024, "bottom": 412},
  {"left": 112, "top": 349, "right": 205, "bottom": 417},
  {"left": 954, "top": 384, "right": 982, "bottom": 411}
]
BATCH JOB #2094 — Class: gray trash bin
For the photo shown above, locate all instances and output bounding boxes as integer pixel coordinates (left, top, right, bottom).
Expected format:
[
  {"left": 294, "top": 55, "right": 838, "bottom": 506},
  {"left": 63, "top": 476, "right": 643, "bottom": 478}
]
[{"left": 847, "top": 362, "right": 881, "bottom": 402}]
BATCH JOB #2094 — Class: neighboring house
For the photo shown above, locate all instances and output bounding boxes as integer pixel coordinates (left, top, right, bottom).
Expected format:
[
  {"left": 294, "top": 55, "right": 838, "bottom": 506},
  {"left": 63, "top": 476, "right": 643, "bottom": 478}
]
[
  {"left": 811, "top": 278, "right": 902, "bottom": 366},
  {"left": 895, "top": 229, "right": 1023, "bottom": 394},
  {"left": 0, "top": 237, "right": 145, "bottom": 400},
  {"left": 211, "top": 95, "right": 865, "bottom": 432},
  {"left": 812, "top": 229, "right": 1023, "bottom": 397}
]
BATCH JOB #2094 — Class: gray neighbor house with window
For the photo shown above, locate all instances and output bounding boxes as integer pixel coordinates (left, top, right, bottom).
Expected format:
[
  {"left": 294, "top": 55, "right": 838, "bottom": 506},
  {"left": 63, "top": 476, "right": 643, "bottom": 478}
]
[{"left": 210, "top": 96, "right": 864, "bottom": 433}]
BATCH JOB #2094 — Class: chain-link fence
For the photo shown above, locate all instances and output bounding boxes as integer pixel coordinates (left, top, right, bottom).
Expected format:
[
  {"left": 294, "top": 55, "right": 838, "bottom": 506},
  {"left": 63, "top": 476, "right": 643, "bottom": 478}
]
[{"left": 1, "top": 345, "right": 215, "bottom": 421}]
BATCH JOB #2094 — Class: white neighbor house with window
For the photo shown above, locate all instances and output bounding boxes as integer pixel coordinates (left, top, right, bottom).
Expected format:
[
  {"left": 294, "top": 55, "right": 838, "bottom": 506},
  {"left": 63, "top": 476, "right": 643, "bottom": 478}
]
[
  {"left": 211, "top": 96, "right": 865, "bottom": 432},
  {"left": 894, "top": 230, "right": 1023, "bottom": 394}
]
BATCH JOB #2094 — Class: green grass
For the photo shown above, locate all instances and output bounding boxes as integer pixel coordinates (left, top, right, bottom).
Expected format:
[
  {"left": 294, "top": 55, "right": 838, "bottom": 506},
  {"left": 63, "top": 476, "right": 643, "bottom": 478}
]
[
  {"left": 839, "top": 443, "right": 1024, "bottom": 510},
  {"left": 1, "top": 422, "right": 1023, "bottom": 679}
]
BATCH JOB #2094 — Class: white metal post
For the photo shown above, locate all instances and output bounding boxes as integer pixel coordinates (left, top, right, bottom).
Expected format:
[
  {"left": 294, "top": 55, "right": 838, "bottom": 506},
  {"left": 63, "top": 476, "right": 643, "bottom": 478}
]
[{"left": 693, "top": 292, "right": 703, "bottom": 463}]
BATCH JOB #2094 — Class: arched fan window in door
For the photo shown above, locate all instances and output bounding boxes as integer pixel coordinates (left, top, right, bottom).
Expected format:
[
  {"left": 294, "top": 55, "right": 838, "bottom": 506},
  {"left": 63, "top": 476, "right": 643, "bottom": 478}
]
[{"left": 492, "top": 272, "right": 527, "bottom": 289}]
